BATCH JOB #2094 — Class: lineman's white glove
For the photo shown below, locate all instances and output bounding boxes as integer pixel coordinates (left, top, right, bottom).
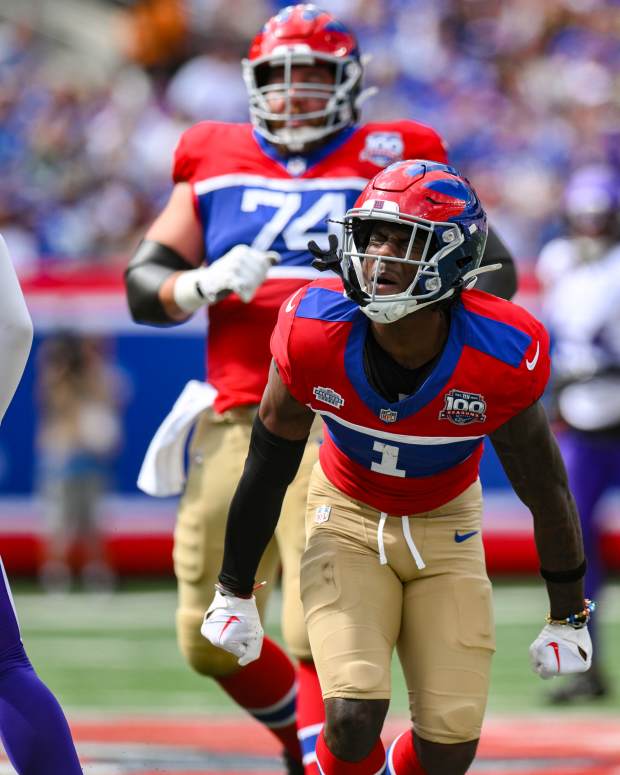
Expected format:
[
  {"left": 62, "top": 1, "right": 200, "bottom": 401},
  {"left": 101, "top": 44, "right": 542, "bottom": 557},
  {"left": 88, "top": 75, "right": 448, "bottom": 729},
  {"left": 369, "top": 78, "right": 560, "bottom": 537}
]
[
  {"left": 529, "top": 623, "right": 592, "bottom": 679},
  {"left": 201, "top": 588, "right": 264, "bottom": 667},
  {"left": 173, "top": 245, "right": 279, "bottom": 312}
]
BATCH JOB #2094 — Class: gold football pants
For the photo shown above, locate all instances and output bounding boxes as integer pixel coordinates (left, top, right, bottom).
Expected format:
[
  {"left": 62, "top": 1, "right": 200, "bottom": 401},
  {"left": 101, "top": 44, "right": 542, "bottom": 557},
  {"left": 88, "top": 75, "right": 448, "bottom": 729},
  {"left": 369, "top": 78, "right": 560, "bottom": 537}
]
[
  {"left": 174, "top": 407, "right": 318, "bottom": 677},
  {"left": 302, "top": 463, "right": 495, "bottom": 744}
]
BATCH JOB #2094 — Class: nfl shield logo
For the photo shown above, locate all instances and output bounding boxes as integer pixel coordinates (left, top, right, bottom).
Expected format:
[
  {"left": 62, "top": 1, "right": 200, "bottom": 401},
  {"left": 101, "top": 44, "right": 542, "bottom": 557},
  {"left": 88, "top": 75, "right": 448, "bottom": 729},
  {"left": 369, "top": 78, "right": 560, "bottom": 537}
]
[
  {"left": 379, "top": 408, "right": 398, "bottom": 423},
  {"left": 314, "top": 505, "right": 331, "bottom": 524}
]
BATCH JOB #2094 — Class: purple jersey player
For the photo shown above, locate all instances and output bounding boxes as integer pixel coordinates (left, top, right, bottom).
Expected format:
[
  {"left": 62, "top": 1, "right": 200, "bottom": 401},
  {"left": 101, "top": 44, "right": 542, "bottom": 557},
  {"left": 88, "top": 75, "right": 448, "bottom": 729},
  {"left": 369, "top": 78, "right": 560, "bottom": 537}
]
[
  {"left": 0, "top": 235, "right": 82, "bottom": 773},
  {"left": 537, "top": 164, "right": 620, "bottom": 702}
]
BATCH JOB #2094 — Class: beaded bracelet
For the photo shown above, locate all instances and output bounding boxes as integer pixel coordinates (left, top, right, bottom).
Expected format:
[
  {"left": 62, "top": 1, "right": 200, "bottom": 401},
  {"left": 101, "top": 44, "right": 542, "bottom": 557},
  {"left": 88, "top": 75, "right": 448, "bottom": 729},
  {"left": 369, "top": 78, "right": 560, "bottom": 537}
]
[{"left": 546, "top": 599, "right": 596, "bottom": 629}]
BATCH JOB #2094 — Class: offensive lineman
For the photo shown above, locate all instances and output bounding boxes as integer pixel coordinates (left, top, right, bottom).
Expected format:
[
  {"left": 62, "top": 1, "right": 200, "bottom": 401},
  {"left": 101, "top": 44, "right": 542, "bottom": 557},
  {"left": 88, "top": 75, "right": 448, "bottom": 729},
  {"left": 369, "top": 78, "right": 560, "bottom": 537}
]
[
  {"left": 0, "top": 235, "right": 83, "bottom": 774},
  {"left": 203, "top": 161, "right": 592, "bottom": 775},
  {"left": 125, "top": 5, "right": 516, "bottom": 769}
]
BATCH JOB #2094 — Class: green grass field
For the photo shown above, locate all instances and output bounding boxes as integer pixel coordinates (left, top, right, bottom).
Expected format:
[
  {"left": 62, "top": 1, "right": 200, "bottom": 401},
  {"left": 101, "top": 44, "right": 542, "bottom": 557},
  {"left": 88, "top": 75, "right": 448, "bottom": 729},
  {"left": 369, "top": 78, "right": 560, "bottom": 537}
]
[{"left": 11, "top": 578, "right": 620, "bottom": 717}]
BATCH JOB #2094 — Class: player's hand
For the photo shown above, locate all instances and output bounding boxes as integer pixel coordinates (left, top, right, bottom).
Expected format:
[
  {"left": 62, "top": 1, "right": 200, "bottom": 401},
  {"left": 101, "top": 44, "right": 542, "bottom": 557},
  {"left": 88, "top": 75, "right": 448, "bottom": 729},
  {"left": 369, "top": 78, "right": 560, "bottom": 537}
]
[
  {"left": 201, "top": 588, "right": 264, "bottom": 667},
  {"left": 308, "top": 233, "right": 341, "bottom": 272},
  {"left": 529, "top": 623, "right": 592, "bottom": 679},
  {"left": 173, "top": 246, "right": 279, "bottom": 312},
  {"left": 199, "top": 245, "right": 279, "bottom": 304},
  {"left": 220, "top": 245, "right": 279, "bottom": 303}
]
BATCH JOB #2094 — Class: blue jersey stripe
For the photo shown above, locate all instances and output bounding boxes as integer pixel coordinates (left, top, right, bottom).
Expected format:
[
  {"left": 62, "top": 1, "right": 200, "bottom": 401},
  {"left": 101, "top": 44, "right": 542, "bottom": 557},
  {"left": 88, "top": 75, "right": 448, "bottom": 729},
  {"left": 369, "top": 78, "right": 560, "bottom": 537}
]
[
  {"left": 316, "top": 408, "right": 483, "bottom": 445},
  {"left": 464, "top": 309, "right": 531, "bottom": 367},
  {"left": 196, "top": 186, "right": 361, "bottom": 267},
  {"left": 296, "top": 286, "right": 358, "bottom": 322},
  {"left": 324, "top": 418, "right": 483, "bottom": 477}
]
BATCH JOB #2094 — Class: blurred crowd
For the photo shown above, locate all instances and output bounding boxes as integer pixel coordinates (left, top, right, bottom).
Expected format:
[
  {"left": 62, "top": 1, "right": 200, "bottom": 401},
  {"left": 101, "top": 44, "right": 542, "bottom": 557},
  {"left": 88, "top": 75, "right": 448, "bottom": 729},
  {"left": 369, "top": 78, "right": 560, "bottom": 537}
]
[{"left": 0, "top": 0, "right": 618, "bottom": 273}]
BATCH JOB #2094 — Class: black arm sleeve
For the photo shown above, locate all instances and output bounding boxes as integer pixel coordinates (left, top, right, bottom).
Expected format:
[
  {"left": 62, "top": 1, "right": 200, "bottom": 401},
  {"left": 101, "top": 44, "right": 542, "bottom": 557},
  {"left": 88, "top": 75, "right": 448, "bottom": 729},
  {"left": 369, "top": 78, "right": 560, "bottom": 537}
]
[
  {"left": 476, "top": 225, "right": 518, "bottom": 300},
  {"left": 124, "top": 239, "right": 195, "bottom": 324},
  {"left": 218, "top": 415, "right": 309, "bottom": 596}
]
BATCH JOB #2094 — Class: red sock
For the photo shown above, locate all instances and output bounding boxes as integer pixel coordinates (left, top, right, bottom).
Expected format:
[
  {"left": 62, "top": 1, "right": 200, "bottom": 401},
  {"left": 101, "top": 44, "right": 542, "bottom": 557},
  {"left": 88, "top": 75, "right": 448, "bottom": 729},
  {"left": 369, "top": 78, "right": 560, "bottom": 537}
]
[
  {"left": 316, "top": 728, "right": 385, "bottom": 775},
  {"left": 297, "top": 661, "right": 325, "bottom": 775},
  {"left": 218, "top": 636, "right": 301, "bottom": 761},
  {"left": 386, "top": 730, "right": 426, "bottom": 775}
]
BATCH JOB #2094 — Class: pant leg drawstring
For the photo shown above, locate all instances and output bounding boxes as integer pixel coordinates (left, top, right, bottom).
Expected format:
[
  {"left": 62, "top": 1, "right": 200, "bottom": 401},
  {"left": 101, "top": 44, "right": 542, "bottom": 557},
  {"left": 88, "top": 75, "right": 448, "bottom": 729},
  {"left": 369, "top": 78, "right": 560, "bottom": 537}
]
[
  {"left": 377, "top": 513, "right": 425, "bottom": 569},
  {"left": 401, "top": 515, "right": 425, "bottom": 570},
  {"left": 377, "top": 512, "right": 388, "bottom": 565}
]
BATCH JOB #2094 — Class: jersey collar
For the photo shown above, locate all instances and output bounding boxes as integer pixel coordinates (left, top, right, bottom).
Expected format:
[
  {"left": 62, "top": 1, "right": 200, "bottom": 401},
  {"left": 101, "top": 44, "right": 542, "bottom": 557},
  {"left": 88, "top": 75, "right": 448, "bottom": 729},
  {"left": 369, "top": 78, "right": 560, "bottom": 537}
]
[
  {"left": 252, "top": 126, "right": 357, "bottom": 176},
  {"left": 344, "top": 302, "right": 466, "bottom": 421}
]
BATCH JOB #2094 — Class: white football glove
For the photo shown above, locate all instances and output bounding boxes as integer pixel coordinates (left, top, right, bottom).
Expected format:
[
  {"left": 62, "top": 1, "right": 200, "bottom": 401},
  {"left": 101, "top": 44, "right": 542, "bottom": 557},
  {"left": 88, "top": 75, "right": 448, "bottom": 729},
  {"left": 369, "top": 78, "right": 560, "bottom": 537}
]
[
  {"left": 529, "top": 623, "right": 592, "bottom": 679},
  {"left": 173, "top": 245, "right": 279, "bottom": 312},
  {"left": 201, "top": 589, "right": 264, "bottom": 667}
]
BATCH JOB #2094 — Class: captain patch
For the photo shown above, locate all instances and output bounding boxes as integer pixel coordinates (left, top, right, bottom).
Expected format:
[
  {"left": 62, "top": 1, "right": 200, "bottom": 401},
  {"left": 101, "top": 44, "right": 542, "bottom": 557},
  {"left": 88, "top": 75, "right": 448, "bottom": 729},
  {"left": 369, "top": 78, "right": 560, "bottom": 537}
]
[{"left": 313, "top": 386, "right": 345, "bottom": 409}]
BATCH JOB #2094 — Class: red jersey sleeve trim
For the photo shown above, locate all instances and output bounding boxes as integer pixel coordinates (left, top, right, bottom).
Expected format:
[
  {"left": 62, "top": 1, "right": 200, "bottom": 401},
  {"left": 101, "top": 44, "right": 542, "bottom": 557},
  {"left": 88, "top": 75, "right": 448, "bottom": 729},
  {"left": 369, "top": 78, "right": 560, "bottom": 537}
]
[{"left": 270, "top": 285, "right": 308, "bottom": 395}]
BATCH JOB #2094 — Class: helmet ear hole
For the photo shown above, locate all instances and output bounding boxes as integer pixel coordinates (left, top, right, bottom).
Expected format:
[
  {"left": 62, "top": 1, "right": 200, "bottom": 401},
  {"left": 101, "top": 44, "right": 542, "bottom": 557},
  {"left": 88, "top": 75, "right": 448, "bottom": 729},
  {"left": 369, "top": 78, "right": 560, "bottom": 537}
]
[
  {"left": 456, "top": 255, "right": 473, "bottom": 269},
  {"left": 254, "top": 63, "right": 272, "bottom": 89},
  {"left": 351, "top": 220, "right": 373, "bottom": 253}
]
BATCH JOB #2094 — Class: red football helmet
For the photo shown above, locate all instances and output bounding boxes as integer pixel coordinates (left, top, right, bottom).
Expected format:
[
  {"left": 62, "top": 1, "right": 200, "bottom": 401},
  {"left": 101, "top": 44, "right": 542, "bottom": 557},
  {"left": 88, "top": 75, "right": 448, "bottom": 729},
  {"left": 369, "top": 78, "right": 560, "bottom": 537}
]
[
  {"left": 340, "top": 160, "right": 489, "bottom": 323},
  {"left": 242, "top": 4, "right": 364, "bottom": 151}
]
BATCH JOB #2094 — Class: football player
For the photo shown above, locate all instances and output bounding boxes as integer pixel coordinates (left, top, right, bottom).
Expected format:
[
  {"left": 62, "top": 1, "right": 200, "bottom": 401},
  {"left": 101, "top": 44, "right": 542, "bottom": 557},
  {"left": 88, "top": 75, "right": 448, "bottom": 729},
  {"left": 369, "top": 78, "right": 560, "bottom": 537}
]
[
  {"left": 125, "top": 5, "right": 515, "bottom": 770},
  {"left": 202, "top": 161, "right": 592, "bottom": 775},
  {"left": 0, "top": 235, "right": 83, "bottom": 774},
  {"left": 537, "top": 163, "right": 620, "bottom": 703}
]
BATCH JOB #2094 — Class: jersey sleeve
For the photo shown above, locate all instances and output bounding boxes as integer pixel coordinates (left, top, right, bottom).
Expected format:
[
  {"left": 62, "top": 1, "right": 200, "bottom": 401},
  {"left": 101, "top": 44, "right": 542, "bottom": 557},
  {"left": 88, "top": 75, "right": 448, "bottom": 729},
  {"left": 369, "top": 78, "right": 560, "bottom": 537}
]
[
  {"left": 402, "top": 121, "right": 449, "bottom": 164},
  {"left": 269, "top": 287, "right": 310, "bottom": 404},
  {"left": 521, "top": 315, "right": 551, "bottom": 406},
  {"left": 172, "top": 124, "right": 208, "bottom": 183}
]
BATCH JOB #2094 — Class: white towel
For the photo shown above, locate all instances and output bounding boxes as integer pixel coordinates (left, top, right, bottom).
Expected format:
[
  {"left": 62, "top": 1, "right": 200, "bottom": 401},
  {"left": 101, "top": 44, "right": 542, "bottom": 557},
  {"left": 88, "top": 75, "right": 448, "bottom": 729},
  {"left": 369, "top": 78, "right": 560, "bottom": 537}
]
[{"left": 137, "top": 380, "right": 217, "bottom": 497}]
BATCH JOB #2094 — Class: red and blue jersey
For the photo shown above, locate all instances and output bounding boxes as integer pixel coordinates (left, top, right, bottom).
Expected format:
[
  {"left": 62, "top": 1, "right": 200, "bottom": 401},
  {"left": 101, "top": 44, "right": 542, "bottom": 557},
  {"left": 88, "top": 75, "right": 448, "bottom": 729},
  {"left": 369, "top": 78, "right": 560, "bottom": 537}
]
[
  {"left": 173, "top": 120, "right": 447, "bottom": 412},
  {"left": 271, "top": 278, "right": 550, "bottom": 515}
]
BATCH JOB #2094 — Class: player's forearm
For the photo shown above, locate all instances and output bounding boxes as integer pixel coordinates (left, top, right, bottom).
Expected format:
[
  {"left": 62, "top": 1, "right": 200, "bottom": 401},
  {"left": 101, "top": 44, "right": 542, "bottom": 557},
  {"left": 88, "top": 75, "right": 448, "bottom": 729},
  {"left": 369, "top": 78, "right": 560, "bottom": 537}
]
[
  {"left": 159, "top": 272, "right": 194, "bottom": 321},
  {"left": 218, "top": 415, "right": 308, "bottom": 596},
  {"left": 0, "top": 237, "right": 33, "bottom": 422},
  {"left": 501, "top": 455, "right": 585, "bottom": 617},
  {"left": 531, "top": 493, "right": 585, "bottom": 619},
  {"left": 490, "top": 402, "right": 585, "bottom": 617}
]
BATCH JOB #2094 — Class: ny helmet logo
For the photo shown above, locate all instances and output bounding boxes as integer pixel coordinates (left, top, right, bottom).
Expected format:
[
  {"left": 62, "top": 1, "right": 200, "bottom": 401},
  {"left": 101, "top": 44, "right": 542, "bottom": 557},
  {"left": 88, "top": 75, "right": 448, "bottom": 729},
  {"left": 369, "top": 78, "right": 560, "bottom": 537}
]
[{"left": 439, "top": 389, "right": 487, "bottom": 425}]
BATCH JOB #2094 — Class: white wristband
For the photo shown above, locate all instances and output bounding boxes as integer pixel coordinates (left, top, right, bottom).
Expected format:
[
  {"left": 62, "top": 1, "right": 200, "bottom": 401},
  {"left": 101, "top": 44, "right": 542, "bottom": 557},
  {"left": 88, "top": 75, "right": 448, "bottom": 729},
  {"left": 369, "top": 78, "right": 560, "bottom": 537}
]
[{"left": 173, "top": 268, "right": 212, "bottom": 313}]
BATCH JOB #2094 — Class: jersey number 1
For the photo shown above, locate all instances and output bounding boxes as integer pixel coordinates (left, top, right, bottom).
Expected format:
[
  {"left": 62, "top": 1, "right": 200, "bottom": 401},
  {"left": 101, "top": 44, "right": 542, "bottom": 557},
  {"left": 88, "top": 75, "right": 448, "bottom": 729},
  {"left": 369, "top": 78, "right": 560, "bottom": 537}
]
[{"left": 370, "top": 441, "right": 406, "bottom": 478}]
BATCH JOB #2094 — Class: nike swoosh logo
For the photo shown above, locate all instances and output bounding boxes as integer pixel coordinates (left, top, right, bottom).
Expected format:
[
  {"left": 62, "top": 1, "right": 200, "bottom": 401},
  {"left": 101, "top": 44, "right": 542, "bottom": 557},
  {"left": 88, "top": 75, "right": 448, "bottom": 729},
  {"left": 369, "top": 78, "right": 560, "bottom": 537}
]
[
  {"left": 546, "top": 641, "right": 561, "bottom": 671},
  {"left": 454, "top": 530, "right": 479, "bottom": 543},
  {"left": 526, "top": 341, "right": 540, "bottom": 371},
  {"left": 219, "top": 615, "right": 240, "bottom": 639},
  {"left": 285, "top": 288, "right": 303, "bottom": 313}
]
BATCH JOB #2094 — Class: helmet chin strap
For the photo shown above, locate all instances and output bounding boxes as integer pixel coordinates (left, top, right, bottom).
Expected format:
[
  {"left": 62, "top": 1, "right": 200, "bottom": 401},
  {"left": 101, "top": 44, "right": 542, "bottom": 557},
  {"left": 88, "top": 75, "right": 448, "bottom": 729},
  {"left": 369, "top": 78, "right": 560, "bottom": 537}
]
[
  {"left": 361, "top": 262, "right": 503, "bottom": 324},
  {"left": 354, "top": 85, "right": 378, "bottom": 110},
  {"left": 272, "top": 126, "right": 324, "bottom": 152},
  {"left": 461, "top": 262, "right": 502, "bottom": 288},
  {"left": 361, "top": 288, "right": 456, "bottom": 324}
]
